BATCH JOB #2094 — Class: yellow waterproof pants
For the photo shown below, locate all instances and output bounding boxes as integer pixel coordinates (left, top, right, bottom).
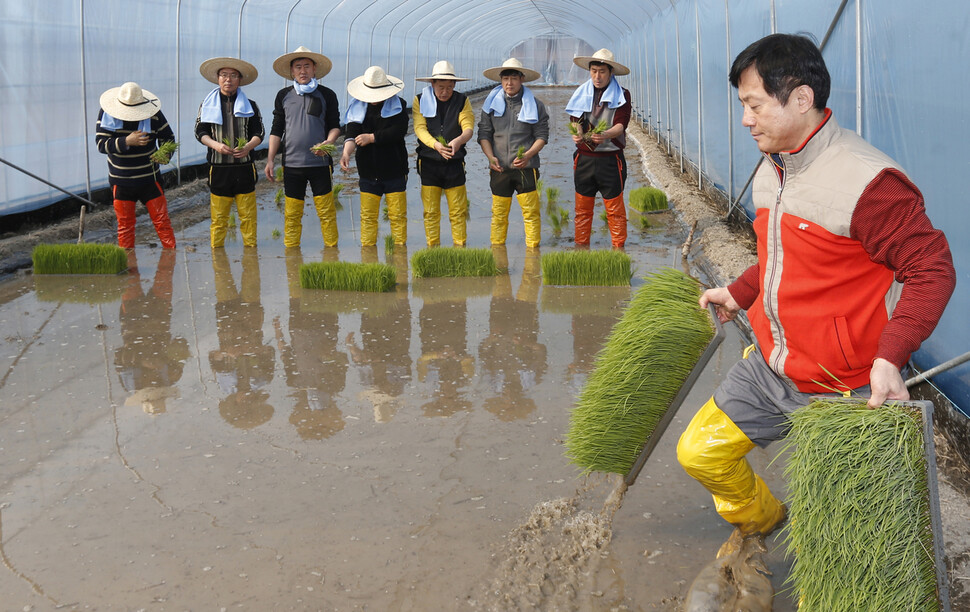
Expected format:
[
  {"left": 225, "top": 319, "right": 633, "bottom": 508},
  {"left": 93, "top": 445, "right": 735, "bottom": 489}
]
[
  {"left": 677, "top": 397, "right": 787, "bottom": 536},
  {"left": 489, "top": 195, "right": 513, "bottom": 246},
  {"left": 517, "top": 190, "right": 542, "bottom": 248},
  {"left": 313, "top": 193, "right": 339, "bottom": 247},
  {"left": 385, "top": 191, "right": 408, "bottom": 245},
  {"left": 210, "top": 194, "right": 234, "bottom": 248},
  {"left": 444, "top": 186, "right": 468, "bottom": 247},
  {"left": 235, "top": 191, "right": 258, "bottom": 247},
  {"left": 422, "top": 185, "right": 443, "bottom": 247},
  {"left": 359, "top": 192, "right": 381, "bottom": 247},
  {"left": 283, "top": 196, "right": 305, "bottom": 248}
]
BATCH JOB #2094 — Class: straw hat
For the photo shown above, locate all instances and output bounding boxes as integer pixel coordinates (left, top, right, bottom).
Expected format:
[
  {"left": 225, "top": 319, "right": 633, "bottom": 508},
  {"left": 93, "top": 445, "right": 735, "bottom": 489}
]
[
  {"left": 573, "top": 48, "right": 630, "bottom": 76},
  {"left": 99, "top": 82, "right": 161, "bottom": 121},
  {"left": 199, "top": 57, "right": 259, "bottom": 86},
  {"left": 272, "top": 46, "right": 333, "bottom": 79},
  {"left": 482, "top": 58, "right": 541, "bottom": 83},
  {"left": 415, "top": 60, "right": 469, "bottom": 82},
  {"left": 347, "top": 66, "right": 405, "bottom": 103}
]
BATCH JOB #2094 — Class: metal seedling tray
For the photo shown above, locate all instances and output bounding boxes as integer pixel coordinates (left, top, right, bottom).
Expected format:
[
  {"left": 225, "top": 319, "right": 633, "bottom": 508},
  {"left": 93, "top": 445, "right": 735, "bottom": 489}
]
[
  {"left": 810, "top": 396, "right": 951, "bottom": 612},
  {"left": 624, "top": 302, "right": 725, "bottom": 486}
]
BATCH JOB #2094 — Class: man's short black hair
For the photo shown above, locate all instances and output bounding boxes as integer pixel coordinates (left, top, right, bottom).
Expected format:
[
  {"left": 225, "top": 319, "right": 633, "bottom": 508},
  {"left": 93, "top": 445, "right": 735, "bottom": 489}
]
[
  {"left": 499, "top": 69, "right": 524, "bottom": 79},
  {"left": 729, "top": 33, "right": 830, "bottom": 110},
  {"left": 588, "top": 60, "right": 613, "bottom": 73}
]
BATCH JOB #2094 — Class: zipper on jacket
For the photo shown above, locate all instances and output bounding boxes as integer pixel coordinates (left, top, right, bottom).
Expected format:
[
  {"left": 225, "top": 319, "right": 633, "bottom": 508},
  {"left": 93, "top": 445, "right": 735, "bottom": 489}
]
[{"left": 765, "top": 154, "right": 787, "bottom": 375}]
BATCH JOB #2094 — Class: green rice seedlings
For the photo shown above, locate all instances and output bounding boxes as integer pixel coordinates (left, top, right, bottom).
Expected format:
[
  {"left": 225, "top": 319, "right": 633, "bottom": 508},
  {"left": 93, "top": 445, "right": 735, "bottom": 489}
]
[
  {"left": 32, "top": 243, "right": 128, "bottom": 275},
  {"left": 629, "top": 186, "right": 669, "bottom": 213},
  {"left": 274, "top": 167, "right": 285, "bottom": 205},
  {"left": 540, "top": 249, "right": 632, "bottom": 286},
  {"left": 382, "top": 202, "right": 390, "bottom": 222},
  {"left": 599, "top": 210, "right": 609, "bottom": 226},
  {"left": 565, "top": 268, "right": 714, "bottom": 475},
  {"left": 546, "top": 186, "right": 560, "bottom": 206},
  {"left": 548, "top": 207, "right": 564, "bottom": 237},
  {"left": 559, "top": 206, "right": 570, "bottom": 226},
  {"left": 535, "top": 178, "right": 544, "bottom": 197},
  {"left": 221, "top": 136, "right": 248, "bottom": 149},
  {"left": 229, "top": 211, "right": 237, "bottom": 228},
  {"left": 150, "top": 140, "right": 179, "bottom": 165},
  {"left": 516, "top": 145, "right": 525, "bottom": 160},
  {"left": 299, "top": 261, "right": 396, "bottom": 292},
  {"left": 435, "top": 135, "right": 449, "bottom": 146},
  {"left": 384, "top": 234, "right": 395, "bottom": 254},
  {"left": 568, "top": 122, "right": 580, "bottom": 136},
  {"left": 310, "top": 142, "right": 337, "bottom": 156},
  {"left": 332, "top": 183, "right": 344, "bottom": 211},
  {"left": 780, "top": 399, "right": 941, "bottom": 611},
  {"left": 275, "top": 167, "right": 284, "bottom": 181},
  {"left": 271, "top": 228, "right": 282, "bottom": 239},
  {"left": 410, "top": 247, "right": 499, "bottom": 278},
  {"left": 590, "top": 119, "right": 609, "bottom": 135}
]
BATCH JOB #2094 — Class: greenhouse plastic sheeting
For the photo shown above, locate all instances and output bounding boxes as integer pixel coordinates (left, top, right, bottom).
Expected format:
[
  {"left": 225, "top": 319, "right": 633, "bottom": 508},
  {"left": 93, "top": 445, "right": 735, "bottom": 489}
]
[{"left": 1, "top": 0, "right": 968, "bottom": 412}]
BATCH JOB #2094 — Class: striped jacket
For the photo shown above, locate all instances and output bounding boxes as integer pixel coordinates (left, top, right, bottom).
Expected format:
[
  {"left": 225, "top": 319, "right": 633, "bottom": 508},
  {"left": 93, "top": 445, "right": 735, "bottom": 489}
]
[{"left": 95, "top": 109, "right": 175, "bottom": 187}]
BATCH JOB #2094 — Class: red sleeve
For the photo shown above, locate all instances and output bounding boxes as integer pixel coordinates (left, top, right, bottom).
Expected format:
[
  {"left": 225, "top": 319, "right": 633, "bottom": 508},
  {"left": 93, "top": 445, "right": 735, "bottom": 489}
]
[
  {"left": 727, "top": 263, "right": 761, "bottom": 310},
  {"left": 850, "top": 169, "right": 955, "bottom": 368},
  {"left": 613, "top": 89, "right": 631, "bottom": 129}
]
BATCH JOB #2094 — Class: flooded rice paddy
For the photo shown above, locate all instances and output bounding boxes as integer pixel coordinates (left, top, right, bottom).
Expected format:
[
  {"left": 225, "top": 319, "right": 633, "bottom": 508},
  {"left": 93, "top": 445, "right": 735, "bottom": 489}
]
[{"left": 0, "top": 88, "right": 795, "bottom": 610}]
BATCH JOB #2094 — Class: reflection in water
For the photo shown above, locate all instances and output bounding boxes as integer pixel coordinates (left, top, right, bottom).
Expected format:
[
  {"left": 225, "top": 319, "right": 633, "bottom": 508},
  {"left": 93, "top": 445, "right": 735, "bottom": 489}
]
[
  {"left": 479, "top": 246, "right": 547, "bottom": 421},
  {"left": 275, "top": 248, "right": 348, "bottom": 439},
  {"left": 209, "top": 248, "right": 275, "bottom": 428},
  {"left": 114, "top": 249, "right": 189, "bottom": 415},
  {"left": 417, "top": 287, "right": 475, "bottom": 419},
  {"left": 345, "top": 245, "right": 412, "bottom": 423}
]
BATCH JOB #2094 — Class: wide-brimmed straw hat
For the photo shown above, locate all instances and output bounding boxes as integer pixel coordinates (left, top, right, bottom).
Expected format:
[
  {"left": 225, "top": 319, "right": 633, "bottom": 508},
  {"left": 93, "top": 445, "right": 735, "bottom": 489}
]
[
  {"left": 482, "top": 58, "right": 541, "bottom": 83},
  {"left": 272, "top": 46, "right": 333, "bottom": 79},
  {"left": 415, "top": 60, "right": 469, "bottom": 83},
  {"left": 347, "top": 66, "right": 405, "bottom": 103},
  {"left": 573, "top": 48, "right": 630, "bottom": 76},
  {"left": 199, "top": 57, "right": 258, "bottom": 86},
  {"left": 99, "top": 82, "right": 161, "bottom": 121}
]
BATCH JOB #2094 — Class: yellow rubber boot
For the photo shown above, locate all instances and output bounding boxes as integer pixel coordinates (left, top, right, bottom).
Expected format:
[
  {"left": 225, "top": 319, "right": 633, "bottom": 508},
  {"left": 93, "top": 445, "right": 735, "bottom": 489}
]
[
  {"left": 517, "top": 189, "right": 542, "bottom": 248},
  {"left": 314, "top": 192, "right": 339, "bottom": 247},
  {"left": 422, "top": 185, "right": 443, "bottom": 247},
  {"left": 385, "top": 190, "right": 408, "bottom": 245},
  {"left": 677, "top": 397, "right": 787, "bottom": 537},
  {"left": 210, "top": 194, "right": 234, "bottom": 248},
  {"left": 359, "top": 191, "right": 381, "bottom": 246},
  {"left": 444, "top": 185, "right": 468, "bottom": 247},
  {"left": 235, "top": 191, "right": 258, "bottom": 247},
  {"left": 283, "top": 196, "right": 305, "bottom": 248},
  {"left": 490, "top": 195, "right": 513, "bottom": 245}
]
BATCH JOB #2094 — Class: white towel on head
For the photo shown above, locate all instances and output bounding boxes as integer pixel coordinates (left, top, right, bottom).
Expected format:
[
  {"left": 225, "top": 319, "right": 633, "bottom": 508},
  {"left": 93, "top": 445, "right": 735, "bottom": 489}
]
[
  {"left": 199, "top": 87, "right": 255, "bottom": 125},
  {"left": 100, "top": 112, "right": 151, "bottom": 133},
  {"left": 345, "top": 96, "right": 403, "bottom": 124},
  {"left": 481, "top": 86, "right": 538, "bottom": 124},
  {"left": 565, "top": 76, "right": 626, "bottom": 117}
]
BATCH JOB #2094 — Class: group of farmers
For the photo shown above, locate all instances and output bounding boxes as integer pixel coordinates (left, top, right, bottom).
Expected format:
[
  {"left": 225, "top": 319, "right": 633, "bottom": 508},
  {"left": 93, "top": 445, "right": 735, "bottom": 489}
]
[
  {"left": 94, "top": 46, "right": 633, "bottom": 252},
  {"left": 95, "top": 33, "right": 956, "bottom": 573}
]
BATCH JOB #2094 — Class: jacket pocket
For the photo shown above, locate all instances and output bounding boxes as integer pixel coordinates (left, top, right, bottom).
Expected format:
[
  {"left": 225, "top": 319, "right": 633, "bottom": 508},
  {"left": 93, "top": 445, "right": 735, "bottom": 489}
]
[
  {"left": 833, "top": 316, "right": 861, "bottom": 370},
  {"left": 306, "top": 96, "right": 322, "bottom": 117}
]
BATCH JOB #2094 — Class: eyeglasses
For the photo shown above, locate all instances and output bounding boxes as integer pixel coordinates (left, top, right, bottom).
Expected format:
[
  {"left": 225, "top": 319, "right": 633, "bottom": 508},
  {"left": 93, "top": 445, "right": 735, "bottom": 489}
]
[{"left": 218, "top": 72, "right": 241, "bottom": 80}]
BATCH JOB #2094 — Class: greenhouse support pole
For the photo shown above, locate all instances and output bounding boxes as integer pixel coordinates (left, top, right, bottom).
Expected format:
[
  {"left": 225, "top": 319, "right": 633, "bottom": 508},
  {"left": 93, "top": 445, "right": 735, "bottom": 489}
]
[
  {"left": 283, "top": 0, "right": 303, "bottom": 88},
  {"left": 855, "top": 0, "right": 863, "bottom": 137},
  {"left": 176, "top": 0, "right": 182, "bottom": 184},
  {"left": 694, "top": 2, "right": 703, "bottom": 190},
  {"left": 664, "top": 28, "right": 671, "bottom": 153},
  {"left": 345, "top": 0, "right": 381, "bottom": 111},
  {"left": 672, "top": 2, "right": 684, "bottom": 171},
  {"left": 654, "top": 28, "right": 661, "bottom": 143},
  {"left": 79, "top": 0, "right": 92, "bottom": 202},
  {"left": 725, "top": 0, "right": 733, "bottom": 208},
  {"left": 238, "top": 0, "right": 249, "bottom": 58}
]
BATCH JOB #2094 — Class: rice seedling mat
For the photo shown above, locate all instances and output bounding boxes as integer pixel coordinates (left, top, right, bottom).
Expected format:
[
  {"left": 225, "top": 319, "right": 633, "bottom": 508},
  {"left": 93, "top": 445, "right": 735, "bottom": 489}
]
[
  {"left": 783, "top": 397, "right": 950, "bottom": 611},
  {"left": 32, "top": 243, "right": 129, "bottom": 275},
  {"left": 623, "top": 301, "right": 723, "bottom": 485}
]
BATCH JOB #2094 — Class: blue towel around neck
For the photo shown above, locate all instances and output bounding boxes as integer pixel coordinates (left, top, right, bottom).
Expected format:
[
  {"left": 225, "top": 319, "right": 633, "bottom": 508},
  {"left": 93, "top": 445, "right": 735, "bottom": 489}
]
[
  {"left": 100, "top": 112, "right": 151, "bottom": 133},
  {"left": 345, "top": 96, "right": 403, "bottom": 124},
  {"left": 199, "top": 87, "right": 255, "bottom": 125},
  {"left": 294, "top": 78, "right": 319, "bottom": 95},
  {"left": 482, "top": 85, "right": 538, "bottom": 124},
  {"left": 565, "top": 76, "right": 626, "bottom": 117}
]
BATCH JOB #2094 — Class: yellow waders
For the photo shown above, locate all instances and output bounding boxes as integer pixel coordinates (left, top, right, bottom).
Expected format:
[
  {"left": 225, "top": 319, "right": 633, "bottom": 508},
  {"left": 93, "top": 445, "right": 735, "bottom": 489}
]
[
  {"left": 283, "top": 196, "right": 305, "bottom": 248},
  {"left": 444, "top": 186, "right": 468, "bottom": 247},
  {"left": 359, "top": 192, "right": 381, "bottom": 247},
  {"left": 210, "top": 194, "right": 234, "bottom": 248},
  {"left": 489, "top": 195, "right": 513, "bottom": 245},
  {"left": 517, "top": 190, "right": 542, "bottom": 248},
  {"left": 677, "top": 397, "right": 787, "bottom": 536},
  {"left": 235, "top": 191, "right": 258, "bottom": 247},
  {"left": 313, "top": 193, "right": 338, "bottom": 247},
  {"left": 385, "top": 191, "right": 408, "bottom": 245},
  {"left": 422, "top": 185, "right": 443, "bottom": 247}
]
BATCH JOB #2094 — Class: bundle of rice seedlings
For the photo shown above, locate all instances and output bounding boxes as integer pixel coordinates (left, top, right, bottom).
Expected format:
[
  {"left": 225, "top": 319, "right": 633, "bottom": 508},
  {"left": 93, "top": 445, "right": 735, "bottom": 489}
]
[
  {"left": 32, "top": 243, "right": 128, "bottom": 275},
  {"left": 629, "top": 186, "right": 668, "bottom": 213},
  {"left": 332, "top": 183, "right": 344, "bottom": 211},
  {"left": 299, "top": 261, "right": 396, "bottom": 292},
  {"left": 274, "top": 167, "right": 285, "bottom": 205},
  {"left": 565, "top": 268, "right": 715, "bottom": 475},
  {"left": 149, "top": 140, "right": 179, "bottom": 165},
  {"left": 781, "top": 398, "right": 944, "bottom": 611},
  {"left": 546, "top": 186, "right": 560, "bottom": 205},
  {"left": 310, "top": 142, "right": 336, "bottom": 156},
  {"left": 222, "top": 136, "right": 249, "bottom": 149},
  {"left": 411, "top": 247, "right": 498, "bottom": 278},
  {"left": 384, "top": 234, "right": 395, "bottom": 254},
  {"left": 516, "top": 146, "right": 525, "bottom": 160},
  {"left": 540, "top": 250, "right": 632, "bottom": 286}
]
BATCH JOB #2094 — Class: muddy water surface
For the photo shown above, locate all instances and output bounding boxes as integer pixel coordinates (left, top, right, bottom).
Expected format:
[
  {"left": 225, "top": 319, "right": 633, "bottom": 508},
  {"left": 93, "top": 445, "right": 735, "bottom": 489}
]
[{"left": 0, "top": 88, "right": 794, "bottom": 610}]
